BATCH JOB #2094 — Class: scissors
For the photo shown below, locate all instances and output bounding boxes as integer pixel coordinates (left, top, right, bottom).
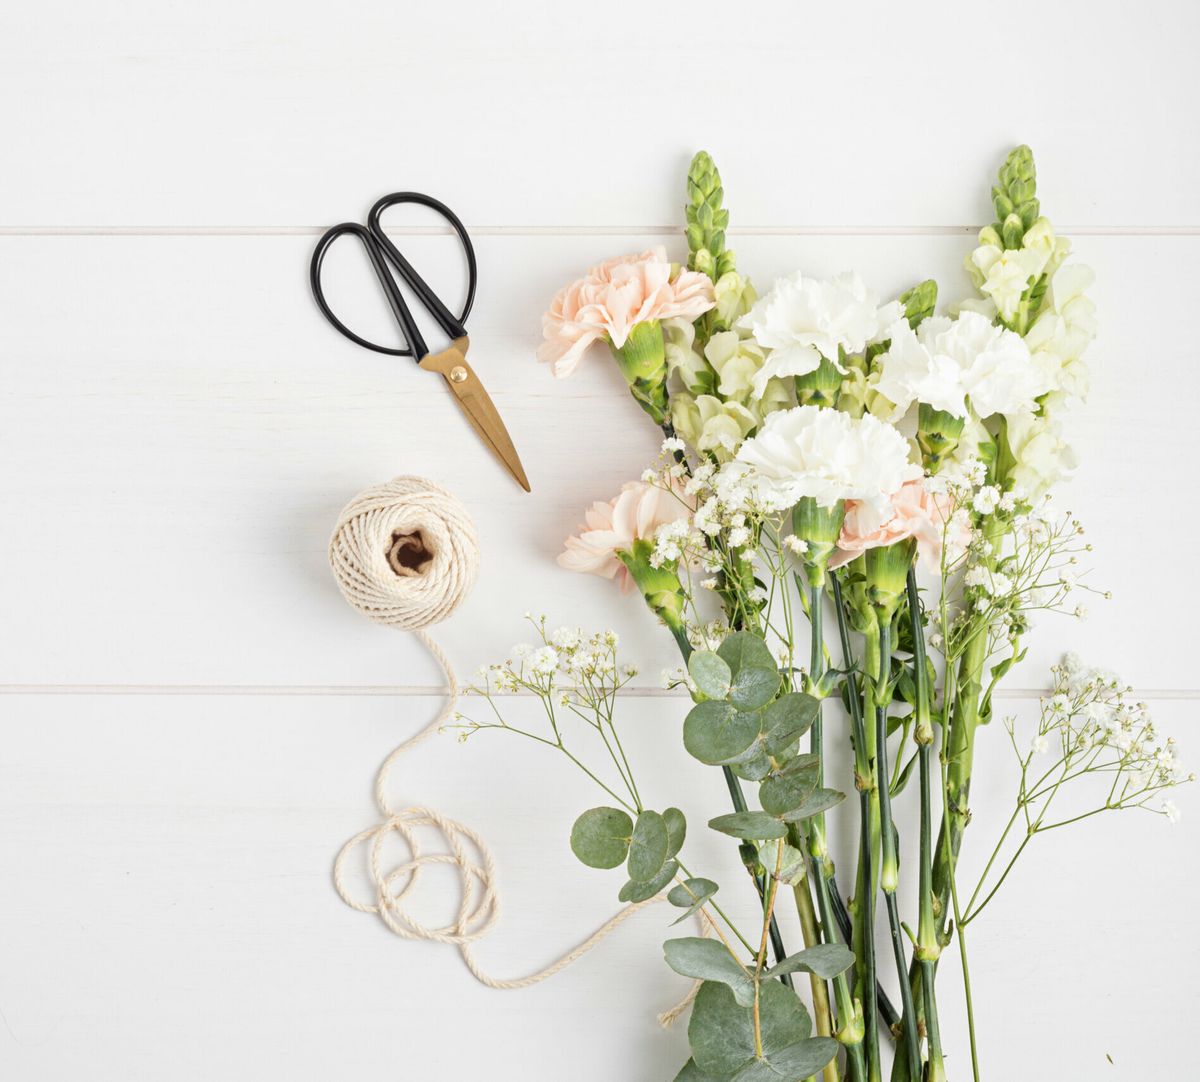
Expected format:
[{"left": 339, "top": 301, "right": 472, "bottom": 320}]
[{"left": 310, "top": 192, "right": 530, "bottom": 492}]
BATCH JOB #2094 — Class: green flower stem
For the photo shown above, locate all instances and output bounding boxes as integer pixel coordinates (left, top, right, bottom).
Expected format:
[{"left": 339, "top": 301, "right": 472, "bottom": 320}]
[
  {"left": 829, "top": 577, "right": 881, "bottom": 1082},
  {"left": 907, "top": 571, "right": 946, "bottom": 1082},
  {"left": 873, "top": 614, "right": 921, "bottom": 1082},
  {"left": 669, "top": 625, "right": 793, "bottom": 986},
  {"left": 801, "top": 582, "right": 865, "bottom": 1082},
  {"left": 790, "top": 867, "right": 842, "bottom": 1082}
]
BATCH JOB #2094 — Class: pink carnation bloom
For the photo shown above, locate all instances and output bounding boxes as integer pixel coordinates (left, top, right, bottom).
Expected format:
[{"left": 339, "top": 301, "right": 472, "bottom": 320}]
[
  {"left": 558, "top": 480, "right": 693, "bottom": 590},
  {"left": 830, "top": 478, "right": 958, "bottom": 572},
  {"left": 536, "top": 247, "right": 716, "bottom": 377}
]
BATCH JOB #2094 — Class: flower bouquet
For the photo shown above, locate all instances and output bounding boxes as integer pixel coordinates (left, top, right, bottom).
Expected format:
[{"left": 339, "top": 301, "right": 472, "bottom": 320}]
[{"left": 456, "top": 149, "right": 1190, "bottom": 1081}]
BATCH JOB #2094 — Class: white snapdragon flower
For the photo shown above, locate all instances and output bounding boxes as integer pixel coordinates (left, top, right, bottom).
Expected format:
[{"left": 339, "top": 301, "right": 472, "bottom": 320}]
[
  {"left": 670, "top": 393, "right": 759, "bottom": 461},
  {"left": 662, "top": 316, "right": 709, "bottom": 394},
  {"left": 1029, "top": 263, "right": 1098, "bottom": 404},
  {"left": 704, "top": 331, "right": 769, "bottom": 401},
  {"left": 726, "top": 405, "right": 920, "bottom": 524},
  {"left": 738, "top": 271, "right": 903, "bottom": 398},
  {"left": 1004, "top": 412, "right": 1078, "bottom": 501},
  {"left": 968, "top": 244, "right": 1047, "bottom": 322},
  {"left": 874, "top": 311, "right": 1049, "bottom": 422}
]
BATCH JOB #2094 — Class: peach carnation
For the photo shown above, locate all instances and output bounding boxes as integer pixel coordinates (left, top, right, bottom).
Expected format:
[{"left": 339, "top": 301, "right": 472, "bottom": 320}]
[
  {"left": 536, "top": 247, "right": 716, "bottom": 377},
  {"left": 558, "top": 480, "right": 692, "bottom": 590},
  {"left": 830, "top": 477, "right": 958, "bottom": 572}
]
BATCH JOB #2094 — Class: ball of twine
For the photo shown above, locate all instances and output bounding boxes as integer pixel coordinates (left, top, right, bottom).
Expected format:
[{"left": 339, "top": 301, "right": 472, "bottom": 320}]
[
  {"left": 328, "top": 475, "right": 479, "bottom": 631},
  {"left": 327, "top": 475, "right": 703, "bottom": 1013}
]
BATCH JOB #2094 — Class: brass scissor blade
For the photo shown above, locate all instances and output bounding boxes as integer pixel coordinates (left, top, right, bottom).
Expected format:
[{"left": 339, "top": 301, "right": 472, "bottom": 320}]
[{"left": 419, "top": 338, "right": 531, "bottom": 492}]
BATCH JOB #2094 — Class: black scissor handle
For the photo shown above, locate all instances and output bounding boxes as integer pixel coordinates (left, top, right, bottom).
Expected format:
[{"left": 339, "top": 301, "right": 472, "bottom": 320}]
[{"left": 309, "top": 191, "right": 478, "bottom": 359}]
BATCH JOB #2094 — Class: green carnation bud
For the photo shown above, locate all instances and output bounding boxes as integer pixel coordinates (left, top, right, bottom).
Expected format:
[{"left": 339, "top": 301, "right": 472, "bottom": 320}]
[
  {"left": 617, "top": 539, "right": 686, "bottom": 633},
  {"left": 794, "top": 356, "right": 843, "bottom": 408},
  {"left": 792, "top": 497, "right": 846, "bottom": 587},
  {"left": 610, "top": 321, "right": 668, "bottom": 425},
  {"left": 863, "top": 538, "right": 917, "bottom": 617},
  {"left": 917, "top": 403, "right": 966, "bottom": 472}
]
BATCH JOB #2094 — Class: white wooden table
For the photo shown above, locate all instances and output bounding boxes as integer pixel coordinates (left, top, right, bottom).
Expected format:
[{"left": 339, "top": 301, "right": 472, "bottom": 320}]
[{"left": 1, "top": 3, "right": 1196, "bottom": 1078}]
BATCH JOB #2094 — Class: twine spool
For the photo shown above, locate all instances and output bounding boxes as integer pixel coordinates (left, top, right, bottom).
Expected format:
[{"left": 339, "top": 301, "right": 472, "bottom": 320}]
[{"left": 328, "top": 476, "right": 705, "bottom": 1012}]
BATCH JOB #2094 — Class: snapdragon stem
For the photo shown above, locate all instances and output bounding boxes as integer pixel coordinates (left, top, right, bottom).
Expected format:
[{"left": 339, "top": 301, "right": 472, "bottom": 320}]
[
  {"left": 669, "top": 624, "right": 793, "bottom": 986},
  {"left": 873, "top": 615, "right": 921, "bottom": 1082}
]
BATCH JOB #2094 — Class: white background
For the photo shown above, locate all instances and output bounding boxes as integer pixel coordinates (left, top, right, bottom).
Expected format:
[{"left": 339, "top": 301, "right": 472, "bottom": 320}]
[{"left": 1, "top": 2, "right": 1196, "bottom": 1079}]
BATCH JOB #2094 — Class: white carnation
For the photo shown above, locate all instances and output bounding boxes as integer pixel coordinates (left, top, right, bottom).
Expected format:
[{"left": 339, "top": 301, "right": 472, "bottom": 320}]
[
  {"left": 727, "top": 405, "right": 920, "bottom": 522},
  {"left": 875, "top": 311, "right": 1049, "bottom": 422},
  {"left": 739, "top": 271, "right": 903, "bottom": 398}
]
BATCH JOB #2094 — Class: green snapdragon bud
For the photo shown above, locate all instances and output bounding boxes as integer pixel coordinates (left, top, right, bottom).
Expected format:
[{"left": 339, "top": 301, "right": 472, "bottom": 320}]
[
  {"left": 616, "top": 539, "right": 686, "bottom": 633},
  {"left": 899, "top": 279, "right": 938, "bottom": 329},
  {"left": 863, "top": 538, "right": 917, "bottom": 618},
  {"left": 794, "top": 355, "right": 843, "bottom": 408},
  {"left": 686, "top": 151, "right": 736, "bottom": 284},
  {"left": 792, "top": 497, "right": 846, "bottom": 587},
  {"left": 992, "top": 145, "right": 1041, "bottom": 243},
  {"left": 917, "top": 403, "right": 966, "bottom": 472},
  {"left": 610, "top": 321, "right": 669, "bottom": 425}
]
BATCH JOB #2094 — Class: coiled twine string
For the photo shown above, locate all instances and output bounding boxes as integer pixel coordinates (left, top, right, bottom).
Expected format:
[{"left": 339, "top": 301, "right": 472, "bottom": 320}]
[{"left": 328, "top": 476, "right": 704, "bottom": 1019}]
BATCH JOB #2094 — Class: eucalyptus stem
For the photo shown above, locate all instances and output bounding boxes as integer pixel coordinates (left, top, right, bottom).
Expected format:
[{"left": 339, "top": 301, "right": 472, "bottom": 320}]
[
  {"left": 873, "top": 614, "right": 921, "bottom": 1082},
  {"left": 669, "top": 624, "right": 793, "bottom": 985}
]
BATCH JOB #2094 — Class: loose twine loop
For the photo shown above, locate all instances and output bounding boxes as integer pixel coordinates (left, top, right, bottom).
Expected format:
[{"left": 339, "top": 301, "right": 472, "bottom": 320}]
[{"left": 328, "top": 476, "right": 703, "bottom": 1021}]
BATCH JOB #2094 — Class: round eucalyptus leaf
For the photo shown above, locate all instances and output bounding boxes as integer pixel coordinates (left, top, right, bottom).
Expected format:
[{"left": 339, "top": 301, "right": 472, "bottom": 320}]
[
  {"left": 667, "top": 878, "right": 719, "bottom": 924},
  {"left": 688, "top": 650, "right": 732, "bottom": 700},
  {"left": 729, "top": 747, "right": 772, "bottom": 781},
  {"left": 728, "top": 665, "right": 781, "bottom": 711},
  {"left": 717, "top": 631, "right": 778, "bottom": 679},
  {"left": 759, "top": 761, "right": 820, "bottom": 817},
  {"left": 708, "top": 811, "right": 788, "bottom": 841},
  {"left": 684, "top": 701, "right": 761, "bottom": 765},
  {"left": 663, "top": 937, "right": 755, "bottom": 1006},
  {"left": 763, "top": 693, "right": 820, "bottom": 755},
  {"left": 618, "top": 859, "right": 678, "bottom": 903},
  {"left": 628, "top": 810, "right": 670, "bottom": 882},
  {"left": 663, "top": 806, "right": 687, "bottom": 859},
  {"left": 731, "top": 1038, "right": 840, "bottom": 1082},
  {"left": 688, "top": 980, "right": 811, "bottom": 1077},
  {"left": 672, "top": 1059, "right": 719, "bottom": 1082},
  {"left": 569, "top": 807, "right": 633, "bottom": 869},
  {"left": 765, "top": 943, "right": 855, "bottom": 981},
  {"left": 780, "top": 788, "right": 845, "bottom": 823}
]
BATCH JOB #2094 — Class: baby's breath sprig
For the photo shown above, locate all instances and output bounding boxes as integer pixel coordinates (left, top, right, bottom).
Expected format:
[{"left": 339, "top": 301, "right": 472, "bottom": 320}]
[{"left": 959, "top": 655, "right": 1193, "bottom": 926}]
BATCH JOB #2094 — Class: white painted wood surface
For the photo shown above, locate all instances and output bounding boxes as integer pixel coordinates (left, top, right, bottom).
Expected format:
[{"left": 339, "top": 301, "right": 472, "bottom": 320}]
[{"left": 0, "top": 2, "right": 1196, "bottom": 1079}]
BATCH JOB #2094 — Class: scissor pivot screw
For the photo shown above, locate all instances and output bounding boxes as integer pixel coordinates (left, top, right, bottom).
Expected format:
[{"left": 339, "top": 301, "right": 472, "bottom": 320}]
[{"left": 449, "top": 366, "right": 469, "bottom": 383}]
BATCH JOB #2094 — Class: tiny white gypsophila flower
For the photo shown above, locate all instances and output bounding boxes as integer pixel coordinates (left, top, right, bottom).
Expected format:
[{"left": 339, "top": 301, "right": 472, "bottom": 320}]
[
  {"left": 973, "top": 485, "right": 1001, "bottom": 515},
  {"left": 784, "top": 535, "right": 809, "bottom": 555},
  {"left": 527, "top": 646, "right": 559, "bottom": 676},
  {"left": 700, "top": 577, "right": 720, "bottom": 591},
  {"left": 1162, "top": 800, "right": 1181, "bottom": 824},
  {"left": 749, "top": 586, "right": 769, "bottom": 603},
  {"left": 728, "top": 526, "right": 751, "bottom": 548},
  {"left": 661, "top": 436, "right": 686, "bottom": 454},
  {"left": 1031, "top": 734, "right": 1049, "bottom": 756},
  {"left": 512, "top": 643, "right": 532, "bottom": 658}
]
